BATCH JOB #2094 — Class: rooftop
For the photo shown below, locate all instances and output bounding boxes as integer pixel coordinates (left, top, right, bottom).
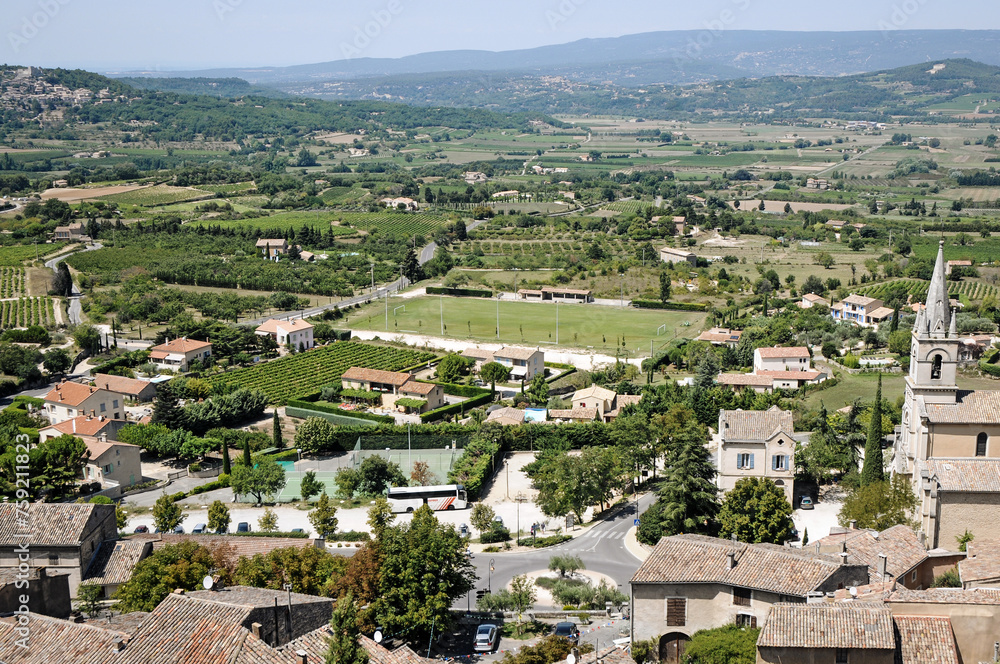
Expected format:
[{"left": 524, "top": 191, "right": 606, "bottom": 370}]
[
  {"left": 756, "top": 603, "right": 895, "bottom": 650},
  {"left": 922, "top": 391, "right": 1000, "bottom": 424},
  {"left": 186, "top": 585, "right": 333, "bottom": 608},
  {"left": 40, "top": 416, "right": 123, "bottom": 438},
  {"left": 255, "top": 318, "right": 314, "bottom": 335},
  {"left": 886, "top": 587, "right": 1000, "bottom": 605},
  {"left": 757, "top": 369, "right": 823, "bottom": 381},
  {"left": 0, "top": 503, "right": 112, "bottom": 547},
  {"left": 151, "top": 337, "right": 212, "bottom": 354},
  {"left": 573, "top": 384, "right": 617, "bottom": 404},
  {"left": 494, "top": 346, "right": 541, "bottom": 361},
  {"left": 841, "top": 294, "right": 882, "bottom": 307},
  {"left": 923, "top": 458, "right": 1000, "bottom": 492},
  {"left": 719, "top": 406, "right": 794, "bottom": 441},
  {"left": 43, "top": 381, "right": 109, "bottom": 407},
  {"left": 485, "top": 406, "right": 525, "bottom": 426},
  {"left": 90, "top": 373, "right": 155, "bottom": 396},
  {"left": 341, "top": 366, "right": 412, "bottom": 387},
  {"left": 893, "top": 616, "right": 960, "bottom": 664},
  {"left": 400, "top": 381, "right": 437, "bottom": 396},
  {"left": 755, "top": 346, "right": 810, "bottom": 359},
  {"left": 660, "top": 246, "right": 695, "bottom": 257},
  {"left": 549, "top": 407, "right": 598, "bottom": 421},
  {"left": 716, "top": 373, "right": 775, "bottom": 387},
  {"left": 84, "top": 540, "right": 150, "bottom": 586},
  {"left": 696, "top": 328, "right": 742, "bottom": 343},
  {"left": 813, "top": 525, "right": 927, "bottom": 581},
  {"left": 255, "top": 238, "right": 287, "bottom": 247}
]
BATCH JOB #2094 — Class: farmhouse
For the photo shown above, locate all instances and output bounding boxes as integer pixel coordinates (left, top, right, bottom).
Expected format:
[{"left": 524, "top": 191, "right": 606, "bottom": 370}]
[
  {"left": 492, "top": 346, "right": 545, "bottom": 381},
  {"left": 149, "top": 337, "right": 213, "bottom": 372},
  {"left": 630, "top": 534, "right": 869, "bottom": 654},
  {"left": 255, "top": 318, "right": 315, "bottom": 351},
  {"left": 43, "top": 381, "right": 124, "bottom": 424},
  {"left": 53, "top": 222, "right": 84, "bottom": 241},
  {"left": 830, "top": 294, "right": 895, "bottom": 328},
  {"left": 340, "top": 367, "right": 444, "bottom": 414},
  {"left": 256, "top": 238, "right": 288, "bottom": 260},
  {"left": 571, "top": 386, "right": 642, "bottom": 422},
  {"left": 716, "top": 406, "right": 798, "bottom": 504},
  {"left": 799, "top": 293, "right": 829, "bottom": 309},
  {"left": 485, "top": 406, "right": 526, "bottom": 426},
  {"left": 89, "top": 373, "right": 158, "bottom": 402},
  {"left": 381, "top": 197, "right": 419, "bottom": 211},
  {"left": 753, "top": 346, "right": 811, "bottom": 373},
  {"left": 659, "top": 246, "right": 697, "bottom": 266},
  {"left": 945, "top": 259, "right": 972, "bottom": 276}
]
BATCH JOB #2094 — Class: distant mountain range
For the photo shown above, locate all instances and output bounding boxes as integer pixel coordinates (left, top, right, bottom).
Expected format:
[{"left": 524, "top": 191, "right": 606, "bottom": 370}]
[{"left": 110, "top": 29, "right": 1000, "bottom": 87}]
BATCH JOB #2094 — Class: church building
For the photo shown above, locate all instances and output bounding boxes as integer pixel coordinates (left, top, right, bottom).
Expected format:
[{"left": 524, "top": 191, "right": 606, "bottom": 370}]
[{"left": 895, "top": 240, "right": 1000, "bottom": 549}]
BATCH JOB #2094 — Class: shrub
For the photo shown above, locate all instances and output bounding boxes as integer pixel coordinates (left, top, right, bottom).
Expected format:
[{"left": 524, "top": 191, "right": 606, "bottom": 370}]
[{"left": 480, "top": 524, "right": 510, "bottom": 543}]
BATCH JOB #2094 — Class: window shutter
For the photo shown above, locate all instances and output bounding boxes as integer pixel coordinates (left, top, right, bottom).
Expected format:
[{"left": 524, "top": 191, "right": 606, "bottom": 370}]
[
  {"left": 771, "top": 455, "right": 777, "bottom": 471},
  {"left": 751, "top": 616, "right": 757, "bottom": 628},
  {"left": 749, "top": 454, "right": 755, "bottom": 470},
  {"left": 666, "top": 598, "right": 686, "bottom": 626},
  {"left": 783, "top": 455, "right": 789, "bottom": 470}
]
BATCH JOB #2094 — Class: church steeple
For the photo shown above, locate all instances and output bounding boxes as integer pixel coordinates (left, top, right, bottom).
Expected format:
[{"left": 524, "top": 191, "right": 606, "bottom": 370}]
[{"left": 923, "top": 240, "right": 951, "bottom": 338}]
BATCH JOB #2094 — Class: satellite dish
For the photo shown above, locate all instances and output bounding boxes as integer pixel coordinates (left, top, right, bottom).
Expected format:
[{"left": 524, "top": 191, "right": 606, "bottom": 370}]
[
  {"left": 202, "top": 575, "right": 214, "bottom": 590},
  {"left": 373, "top": 630, "right": 383, "bottom": 644},
  {"left": 567, "top": 654, "right": 576, "bottom": 664}
]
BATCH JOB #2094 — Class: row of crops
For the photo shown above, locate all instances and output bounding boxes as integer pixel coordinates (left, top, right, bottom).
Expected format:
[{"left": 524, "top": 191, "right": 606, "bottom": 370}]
[
  {"left": 207, "top": 341, "right": 437, "bottom": 405},
  {"left": 0, "top": 268, "right": 25, "bottom": 298},
  {"left": 858, "top": 279, "right": 998, "bottom": 301},
  {"left": 0, "top": 297, "right": 55, "bottom": 328}
]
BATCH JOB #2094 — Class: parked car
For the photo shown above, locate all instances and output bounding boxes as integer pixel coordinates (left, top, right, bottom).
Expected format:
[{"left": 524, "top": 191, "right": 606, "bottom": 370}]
[
  {"left": 799, "top": 496, "right": 814, "bottom": 510},
  {"left": 473, "top": 624, "right": 500, "bottom": 653},
  {"left": 133, "top": 525, "right": 148, "bottom": 534},
  {"left": 236, "top": 522, "right": 251, "bottom": 533},
  {"left": 493, "top": 515, "right": 504, "bottom": 527},
  {"left": 291, "top": 528, "right": 305, "bottom": 534},
  {"left": 553, "top": 622, "right": 579, "bottom": 643},
  {"left": 172, "top": 525, "right": 185, "bottom": 534},
  {"left": 192, "top": 523, "right": 207, "bottom": 534}
]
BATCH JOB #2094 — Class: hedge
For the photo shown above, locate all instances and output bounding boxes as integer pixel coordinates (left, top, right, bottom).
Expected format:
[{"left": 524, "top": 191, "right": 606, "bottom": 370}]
[
  {"left": 189, "top": 476, "right": 230, "bottom": 496},
  {"left": 92, "top": 350, "right": 151, "bottom": 376},
  {"left": 287, "top": 397, "right": 395, "bottom": 423},
  {"left": 326, "top": 530, "right": 371, "bottom": 542},
  {"left": 415, "top": 380, "right": 491, "bottom": 399},
  {"left": 227, "top": 531, "right": 309, "bottom": 538},
  {"left": 286, "top": 422, "right": 473, "bottom": 454},
  {"left": 448, "top": 437, "right": 502, "bottom": 499},
  {"left": 631, "top": 300, "right": 708, "bottom": 312},
  {"left": 285, "top": 406, "right": 390, "bottom": 427},
  {"left": 426, "top": 286, "right": 493, "bottom": 298},
  {"left": 420, "top": 391, "right": 494, "bottom": 422}
]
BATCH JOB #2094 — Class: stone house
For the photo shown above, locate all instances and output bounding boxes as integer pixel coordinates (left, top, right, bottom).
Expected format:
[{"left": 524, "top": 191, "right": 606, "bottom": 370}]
[
  {"left": 256, "top": 238, "right": 288, "bottom": 260},
  {"left": 716, "top": 406, "right": 797, "bottom": 504},
  {"left": 149, "top": 337, "right": 212, "bottom": 372},
  {"left": 340, "top": 367, "right": 444, "bottom": 414},
  {"left": 90, "top": 374, "right": 158, "bottom": 402},
  {"left": 811, "top": 525, "right": 931, "bottom": 590},
  {"left": 492, "top": 346, "right": 545, "bottom": 381}
]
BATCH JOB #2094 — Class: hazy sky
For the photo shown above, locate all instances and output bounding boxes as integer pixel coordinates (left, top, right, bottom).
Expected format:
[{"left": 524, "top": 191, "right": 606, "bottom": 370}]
[{"left": 5, "top": 0, "right": 999, "bottom": 71}]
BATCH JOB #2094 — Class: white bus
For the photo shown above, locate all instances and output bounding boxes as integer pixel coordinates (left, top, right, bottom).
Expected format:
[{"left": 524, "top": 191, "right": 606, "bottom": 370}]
[{"left": 387, "top": 484, "right": 468, "bottom": 512}]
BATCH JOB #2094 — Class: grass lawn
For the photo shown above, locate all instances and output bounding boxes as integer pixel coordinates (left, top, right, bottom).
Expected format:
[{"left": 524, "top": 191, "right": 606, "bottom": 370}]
[
  {"left": 338, "top": 295, "right": 707, "bottom": 353},
  {"left": 805, "top": 371, "right": 906, "bottom": 410}
]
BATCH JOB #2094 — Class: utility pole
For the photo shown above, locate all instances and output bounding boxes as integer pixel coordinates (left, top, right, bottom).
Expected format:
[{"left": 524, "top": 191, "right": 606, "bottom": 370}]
[
  {"left": 555, "top": 301, "right": 559, "bottom": 345},
  {"left": 370, "top": 264, "right": 375, "bottom": 293},
  {"left": 439, "top": 293, "right": 444, "bottom": 336},
  {"left": 496, "top": 293, "right": 500, "bottom": 340},
  {"left": 385, "top": 291, "right": 388, "bottom": 331}
]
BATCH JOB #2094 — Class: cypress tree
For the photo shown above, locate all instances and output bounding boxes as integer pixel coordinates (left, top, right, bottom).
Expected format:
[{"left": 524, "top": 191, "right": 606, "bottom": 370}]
[
  {"left": 242, "top": 438, "right": 252, "bottom": 468},
  {"left": 889, "top": 304, "right": 900, "bottom": 333},
  {"left": 222, "top": 441, "right": 231, "bottom": 475},
  {"left": 272, "top": 410, "right": 283, "bottom": 449},
  {"left": 861, "top": 375, "right": 885, "bottom": 486}
]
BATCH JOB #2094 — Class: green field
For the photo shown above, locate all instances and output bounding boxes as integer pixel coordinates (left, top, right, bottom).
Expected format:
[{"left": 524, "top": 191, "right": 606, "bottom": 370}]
[
  {"left": 188, "top": 210, "right": 455, "bottom": 237},
  {"left": 0, "top": 244, "right": 63, "bottom": 266},
  {"left": 97, "top": 184, "right": 212, "bottom": 207},
  {"left": 339, "top": 295, "right": 708, "bottom": 352}
]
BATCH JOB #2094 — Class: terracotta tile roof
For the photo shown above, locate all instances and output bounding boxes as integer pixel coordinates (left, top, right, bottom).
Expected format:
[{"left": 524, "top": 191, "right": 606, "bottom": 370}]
[
  {"left": 924, "top": 458, "right": 1000, "bottom": 492},
  {"left": 549, "top": 407, "right": 598, "bottom": 421},
  {"left": 870, "top": 306, "right": 895, "bottom": 319},
  {"left": 256, "top": 238, "right": 287, "bottom": 247},
  {"left": 886, "top": 587, "right": 1000, "bottom": 605},
  {"left": 893, "top": 616, "right": 960, "bottom": 664},
  {"left": 255, "top": 319, "right": 314, "bottom": 335},
  {"left": 0, "top": 503, "right": 112, "bottom": 547},
  {"left": 717, "top": 373, "right": 775, "bottom": 387},
  {"left": 128, "top": 533, "right": 323, "bottom": 558},
  {"left": 755, "top": 346, "right": 810, "bottom": 359},
  {"left": 237, "top": 629, "right": 438, "bottom": 664},
  {"left": 541, "top": 287, "right": 592, "bottom": 296},
  {"left": 186, "top": 586, "right": 333, "bottom": 608},
  {"left": 572, "top": 385, "right": 616, "bottom": 404},
  {"left": 922, "top": 391, "right": 1000, "bottom": 424},
  {"left": 631, "top": 534, "right": 858, "bottom": 597},
  {"left": 152, "top": 337, "right": 212, "bottom": 354},
  {"left": 461, "top": 348, "right": 494, "bottom": 361},
  {"left": 43, "top": 381, "right": 108, "bottom": 407},
  {"left": 90, "top": 374, "right": 154, "bottom": 397},
  {"left": 485, "top": 406, "right": 525, "bottom": 426},
  {"left": 400, "top": 380, "right": 437, "bottom": 396},
  {"left": 494, "top": 346, "right": 541, "bottom": 361},
  {"left": 757, "top": 369, "right": 823, "bottom": 381},
  {"left": 696, "top": 328, "right": 742, "bottom": 344},
  {"left": 40, "top": 416, "right": 122, "bottom": 438},
  {"left": 84, "top": 539, "right": 150, "bottom": 586},
  {"left": 947, "top": 260, "right": 972, "bottom": 267},
  {"left": 660, "top": 247, "right": 695, "bottom": 258},
  {"left": 803, "top": 294, "right": 828, "bottom": 303},
  {"left": 757, "top": 603, "right": 894, "bottom": 650},
  {"left": 813, "top": 526, "right": 927, "bottom": 581},
  {"left": 79, "top": 612, "right": 150, "bottom": 636},
  {"left": 841, "top": 294, "right": 882, "bottom": 307},
  {"left": 341, "top": 366, "right": 411, "bottom": 387},
  {"left": 518, "top": 289, "right": 544, "bottom": 296},
  {"left": 150, "top": 350, "right": 169, "bottom": 360},
  {"left": 958, "top": 540, "right": 1000, "bottom": 586},
  {"left": 84, "top": 438, "right": 139, "bottom": 461},
  {"left": 610, "top": 394, "right": 642, "bottom": 415},
  {"left": 0, "top": 613, "right": 130, "bottom": 664},
  {"left": 719, "top": 406, "right": 794, "bottom": 441}
]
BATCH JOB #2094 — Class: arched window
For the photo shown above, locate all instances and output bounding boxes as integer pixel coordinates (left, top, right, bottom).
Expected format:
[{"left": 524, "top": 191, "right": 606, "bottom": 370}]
[
  {"left": 931, "top": 354, "right": 942, "bottom": 380},
  {"left": 977, "top": 433, "right": 988, "bottom": 457}
]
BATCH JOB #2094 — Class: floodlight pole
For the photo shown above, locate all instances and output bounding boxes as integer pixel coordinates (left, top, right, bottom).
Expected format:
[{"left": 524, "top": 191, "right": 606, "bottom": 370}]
[
  {"left": 440, "top": 293, "right": 444, "bottom": 336},
  {"left": 556, "top": 301, "right": 559, "bottom": 345},
  {"left": 496, "top": 293, "right": 500, "bottom": 340}
]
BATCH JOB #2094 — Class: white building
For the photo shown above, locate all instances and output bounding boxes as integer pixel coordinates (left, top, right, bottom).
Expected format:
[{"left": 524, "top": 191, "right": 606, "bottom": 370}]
[
  {"left": 255, "top": 319, "right": 315, "bottom": 351},
  {"left": 42, "top": 382, "right": 124, "bottom": 425},
  {"left": 753, "top": 347, "right": 811, "bottom": 373}
]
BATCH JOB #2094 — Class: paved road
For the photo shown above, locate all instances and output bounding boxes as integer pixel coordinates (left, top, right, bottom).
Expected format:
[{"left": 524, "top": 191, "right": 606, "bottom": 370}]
[
  {"left": 44, "top": 243, "right": 103, "bottom": 326},
  {"left": 465, "top": 492, "right": 656, "bottom": 609}
]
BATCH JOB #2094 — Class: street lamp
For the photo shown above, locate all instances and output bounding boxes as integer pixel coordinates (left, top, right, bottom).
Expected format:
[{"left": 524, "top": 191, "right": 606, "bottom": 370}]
[{"left": 488, "top": 558, "right": 495, "bottom": 594}]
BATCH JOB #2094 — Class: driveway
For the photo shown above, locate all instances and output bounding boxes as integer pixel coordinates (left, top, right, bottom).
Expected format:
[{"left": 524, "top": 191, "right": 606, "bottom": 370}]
[{"left": 792, "top": 493, "right": 843, "bottom": 546}]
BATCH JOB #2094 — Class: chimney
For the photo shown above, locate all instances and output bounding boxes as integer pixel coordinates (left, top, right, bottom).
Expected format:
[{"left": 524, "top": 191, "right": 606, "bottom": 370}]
[
  {"left": 295, "top": 650, "right": 308, "bottom": 664},
  {"left": 252, "top": 623, "right": 263, "bottom": 639},
  {"left": 173, "top": 589, "right": 185, "bottom": 595},
  {"left": 877, "top": 554, "right": 888, "bottom": 581},
  {"left": 849, "top": 520, "right": 857, "bottom": 530},
  {"left": 839, "top": 552, "right": 849, "bottom": 565},
  {"left": 112, "top": 638, "right": 126, "bottom": 653},
  {"left": 727, "top": 552, "right": 736, "bottom": 570},
  {"left": 840, "top": 540, "right": 847, "bottom": 553},
  {"left": 72, "top": 419, "right": 76, "bottom": 433},
  {"left": 100, "top": 432, "right": 107, "bottom": 443}
]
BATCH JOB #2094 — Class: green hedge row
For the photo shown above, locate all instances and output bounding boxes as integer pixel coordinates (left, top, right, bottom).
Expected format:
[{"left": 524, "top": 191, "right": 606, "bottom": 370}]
[
  {"left": 92, "top": 349, "right": 151, "bottom": 376},
  {"left": 227, "top": 531, "right": 310, "bottom": 539},
  {"left": 415, "top": 380, "right": 491, "bottom": 399},
  {"left": 420, "top": 391, "right": 494, "bottom": 422},
  {"left": 980, "top": 361, "right": 1000, "bottom": 377},
  {"left": 545, "top": 362, "right": 575, "bottom": 371},
  {"left": 448, "top": 438, "right": 502, "bottom": 499},
  {"left": 426, "top": 286, "right": 493, "bottom": 298},
  {"left": 631, "top": 300, "right": 708, "bottom": 312},
  {"left": 326, "top": 530, "right": 371, "bottom": 542},
  {"left": 286, "top": 406, "right": 387, "bottom": 427},
  {"left": 287, "top": 399, "right": 396, "bottom": 424}
]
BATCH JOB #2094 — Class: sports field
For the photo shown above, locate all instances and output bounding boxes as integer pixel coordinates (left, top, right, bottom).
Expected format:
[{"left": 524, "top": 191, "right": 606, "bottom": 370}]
[{"left": 338, "top": 295, "right": 707, "bottom": 352}]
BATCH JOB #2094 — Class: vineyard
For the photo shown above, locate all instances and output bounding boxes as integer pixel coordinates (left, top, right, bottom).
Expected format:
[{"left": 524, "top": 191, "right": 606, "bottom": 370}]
[
  {"left": 0, "top": 244, "right": 64, "bottom": 267},
  {"left": 188, "top": 210, "right": 453, "bottom": 237},
  {"left": 603, "top": 200, "right": 656, "bottom": 215},
  {"left": 0, "top": 268, "right": 25, "bottom": 297},
  {"left": 207, "top": 341, "right": 437, "bottom": 404},
  {"left": 0, "top": 297, "right": 55, "bottom": 328},
  {"left": 858, "top": 279, "right": 998, "bottom": 301},
  {"left": 97, "top": 185, "right": 213, "bottom": 207}
]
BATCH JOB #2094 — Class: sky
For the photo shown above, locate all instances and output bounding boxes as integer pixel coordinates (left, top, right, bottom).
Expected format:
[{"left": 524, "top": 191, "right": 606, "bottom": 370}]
[{"left": 4, "top": 0, "right": 1000, "bottom": 72}]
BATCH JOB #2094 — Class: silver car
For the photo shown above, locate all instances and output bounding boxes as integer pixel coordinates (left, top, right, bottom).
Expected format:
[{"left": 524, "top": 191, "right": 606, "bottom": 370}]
[{"left": 473, "top": 624, "right": 500, "bottom": 653}]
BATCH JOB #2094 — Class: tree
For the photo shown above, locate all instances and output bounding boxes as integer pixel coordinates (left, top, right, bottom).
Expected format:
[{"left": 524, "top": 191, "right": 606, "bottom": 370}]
[
  {"left": 231, "top": 456, "right": 287, "bottom": 505},
  {"left": 77, "top": 583, "right": 103, "bottom": 617},
  {"left": 801, "top": 274, "right": 825, "bottom": 295},
  {"left": 258, "top": 507, "right": 279, "bottom": 532},
  {"left": 470, "top": 502, "right": 496, "bottom": 534},
  {"left": 151, "top": 381, "right": 186, "bottom": 431},
  {"left": 366, "top": 496, "right": 395, "bottom": 540},
  {"left": 783, "top": 202, "right": 792, "bottom": 214},
  {"left": 221, "top": 440, "right": 232, "bottom": 475},
  {"left": 548, "top": 555, "right": 584, "bottom": 577},
  {"left": 242, "top": 438, "right": 252, "bottom": 467},
  {"left": 861, "top": 375, "right": 885, "bottom": 486},
  {"left": 208, "top": 500, "right": 230, "bottom": 533},
  {"left": 309, "top": 492, "right": 339, "bottom": 539},
  {"left": 526, "top": 373, "right": 548, "bottom": 406},
  {"left": 410, "top": 461, "right": 436, "bottom": 486},
  {"left": 233, "top": 545, "right": 348, "bottom": 596},
  {"left": 888, "top": 330, "right": 911, "bottom": 355},
  {"left": 508, "top": 574, "right": 537, "bottom": 633},
  {"left": 114, "top": 541, "right": 217, "bottom": 612},
  {"left": 272, "top": 410, "right": 284, "bottom": 449},
  {"left": 683, "top": 624, "right": 759, "bottom": 664},
  {"left": 815, "top": 252, "right": 835, "bottom": 269},
  {"left": 401, "top": 249, "right": 423, "bottom": 283},
  {"left": 850, "top": 238, "right": 865, "bottom": 252},
  {"left": 325, "top": 593, "right": 369, "bottom": 664},
  {"left": 73, "top": 324, "right": 102, "bottom": 355},
  {"left": 371, "top": 506, "right": 475, "bottom": 646},
  {"left": 758, "top": 199, "right": 766, "bottom": 211},
  {"left": 659, "top": 271, "right": 672, "bottom": 304},
  {"left": 497, "top": 637, "right": 589, "bottom": 664},
  {"left": 480, "top": 362, "right": 511, "bottom": 399},
  {"left": 839, "top": 475, "right": 917, "bottom": 530},
  {"left": 355, "top": 455, "right": 407, "bottom": 496},
  {"left": 295, "top": 416, "right": 337, "bottom": 454},
  {"left": 300, "top": 470, "right": 323, "bottom": 501},
  {"left": 152, "top": 493, "right": 185, "bottom": 532},
  {"left": 52, "top": 262, "right": 72, "bottom": 297},
  {"left": 115, "top": 504, "right": 128, "bottom": 530},
  {"left": 436, "top": 354, "right": 472, "bottom": 384},
  {"left": 42, "top": 348, "right": 71, "bottom": 375},
  {"left": 718, "top": 478, "right": 793, "bottom": 544}
]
